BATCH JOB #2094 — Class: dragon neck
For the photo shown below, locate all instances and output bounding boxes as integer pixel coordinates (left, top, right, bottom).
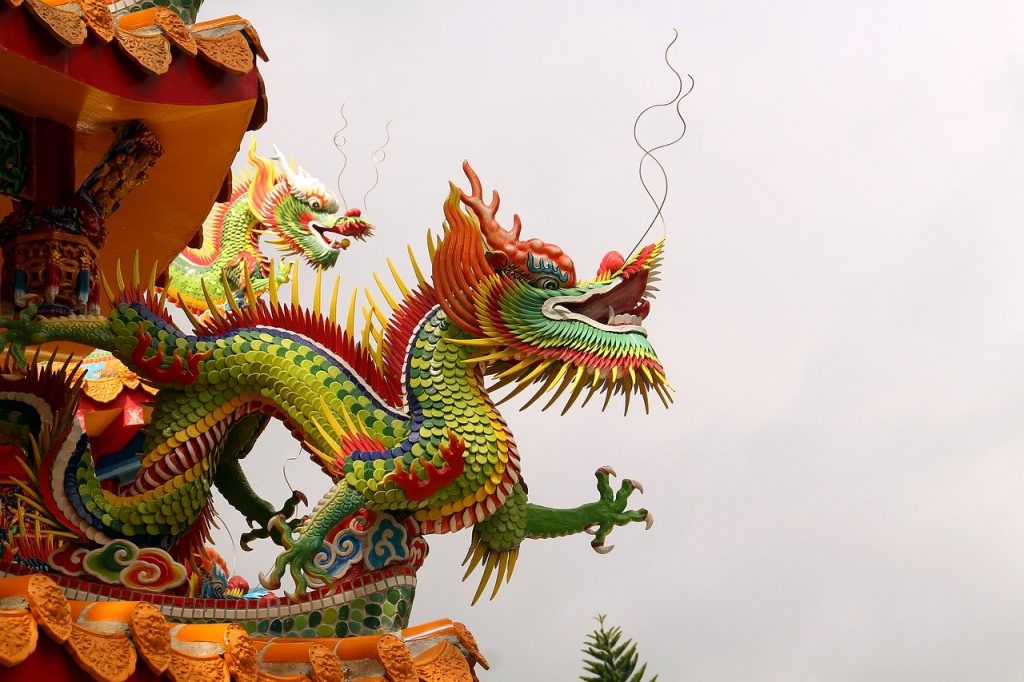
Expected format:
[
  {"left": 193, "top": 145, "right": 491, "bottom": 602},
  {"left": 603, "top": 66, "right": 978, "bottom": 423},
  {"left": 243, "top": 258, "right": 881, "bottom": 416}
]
[
  {"left": 180, "top": 199, "right": 261, "bottom": 268},
  {"left": 408, "top": 311, "right": 498, "bottom": 435}
]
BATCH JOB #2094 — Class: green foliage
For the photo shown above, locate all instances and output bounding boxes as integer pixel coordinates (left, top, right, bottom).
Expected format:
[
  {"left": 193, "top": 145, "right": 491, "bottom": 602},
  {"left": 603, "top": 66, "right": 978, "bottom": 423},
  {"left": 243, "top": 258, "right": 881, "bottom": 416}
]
[{"left": 581, "top": 615, "right": 658, "bottom": 682}]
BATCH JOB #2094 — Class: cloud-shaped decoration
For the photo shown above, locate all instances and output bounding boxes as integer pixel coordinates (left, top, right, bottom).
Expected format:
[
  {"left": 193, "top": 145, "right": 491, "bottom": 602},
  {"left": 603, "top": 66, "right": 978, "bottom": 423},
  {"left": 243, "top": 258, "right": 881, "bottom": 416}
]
[
  {"left": 364, "top": 515, "right": 409, "bottom": 571},
  {"left": 48, "top": 543, "right": 88, "bottom": 577},
  {"left": 313, "top": 530, "right": 365, "bottom": 578},
  {"left": 81, "top": 539, "right": 186, "bottom": 592}
]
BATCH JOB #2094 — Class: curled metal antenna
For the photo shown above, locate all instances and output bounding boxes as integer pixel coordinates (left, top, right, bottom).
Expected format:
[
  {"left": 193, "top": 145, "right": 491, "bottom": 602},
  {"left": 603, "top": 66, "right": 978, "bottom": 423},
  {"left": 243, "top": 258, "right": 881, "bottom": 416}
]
[
  {"left": 212, "top": 508, "right": 238, "bottom": 578},
  {"left": 363, "top": 120, "right": 392, "bottom": 213},
  {"left": 332, "top": 104, "right": 350, "bottom": 209},
  {"left": 282, "top": 444, "right": 301, "bottom": 498},
  {"left": 627, "top": 28, "right": 693, "bottom": 260}
]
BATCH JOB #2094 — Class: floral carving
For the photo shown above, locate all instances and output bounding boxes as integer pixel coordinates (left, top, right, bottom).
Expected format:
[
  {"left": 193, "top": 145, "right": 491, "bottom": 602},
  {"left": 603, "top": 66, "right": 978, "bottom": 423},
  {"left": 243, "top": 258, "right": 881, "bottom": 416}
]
[
  {"left": 195, "top": 32, "right": 254, "bottom": 75},
  {"left": 376, "top": 634, "right": 416, "bottom": 682},
  {"left": 67, "top": 623, "right": 138, "bottom": 682},
  {"left": 223, "top": 624, "right": 258, "bottom": 682},
  {"left": 414, "top": 641, "right": 474, "bottom": 682},
  {"left": 155, "top": 7, "right": 197, "bottom": 55},
  {"left": 308, "top": 642, "right": 345, "bottom": 682},
  {"left": 0, "top": 610, "right": 37, "bottom": 666},
  {"left": 81, "top": 0, "right": 115, "bottom": 43},
  {"left": 130, "top": 602, "right": 172, "bottom": 675},
  {"left": 453, "top": 621, "right": 489, "bottom": 670},
  {"left": 115, "top": 27, "right": 173, "bottom": 75},
  {"left": 26, "top": 573, "right": 71, "bottom": 643},
  {"left": 167, "top": 651, "right": 228, "bottom": 682},
  {"left": 23, "top": 0, "right": 87, "bottom": 46}
]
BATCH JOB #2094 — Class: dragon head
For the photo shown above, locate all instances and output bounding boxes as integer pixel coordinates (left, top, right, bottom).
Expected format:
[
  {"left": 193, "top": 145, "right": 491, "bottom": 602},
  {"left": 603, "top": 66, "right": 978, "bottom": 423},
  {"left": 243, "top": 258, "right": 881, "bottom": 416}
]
[
  {"left": 433, "top": 162, "right": 669, "bottom": 412},
  {"left": 244, "top": 143, "right": 373, "bottom": 269}
]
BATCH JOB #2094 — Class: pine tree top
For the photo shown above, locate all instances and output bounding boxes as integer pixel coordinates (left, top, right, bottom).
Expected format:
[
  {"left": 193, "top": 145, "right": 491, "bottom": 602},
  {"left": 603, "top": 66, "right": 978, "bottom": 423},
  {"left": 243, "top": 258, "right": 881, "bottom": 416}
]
[{"left": 580, "top": 615, "right": 658, "bottom": 682}]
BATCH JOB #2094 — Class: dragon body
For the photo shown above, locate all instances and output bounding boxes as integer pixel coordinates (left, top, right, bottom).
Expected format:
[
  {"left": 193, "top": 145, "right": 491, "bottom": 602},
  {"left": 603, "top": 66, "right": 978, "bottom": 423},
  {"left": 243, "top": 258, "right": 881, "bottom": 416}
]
[
  {"left": 164, "top": 142, "right": 372, "bottom": 314},
  {"left": 0, "top": 163, "right": 667, "bottom": 611}
]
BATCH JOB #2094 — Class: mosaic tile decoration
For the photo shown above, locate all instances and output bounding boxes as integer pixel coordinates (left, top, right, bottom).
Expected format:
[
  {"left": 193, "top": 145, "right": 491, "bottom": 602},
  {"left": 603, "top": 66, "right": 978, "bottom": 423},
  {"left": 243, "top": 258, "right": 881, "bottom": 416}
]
[{"left": 244, "top": 585, "right": 416, "bottom": 638}]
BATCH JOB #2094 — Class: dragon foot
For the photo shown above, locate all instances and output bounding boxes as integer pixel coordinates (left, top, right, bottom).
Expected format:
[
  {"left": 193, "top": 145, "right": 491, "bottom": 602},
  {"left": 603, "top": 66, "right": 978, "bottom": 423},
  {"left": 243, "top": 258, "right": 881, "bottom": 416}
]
[
  {"left": 258, "top": 517, "right": 332, "bottom": 599},
  {"left": 585, "top": 466, "right": 652, "bottom": 554},
  {"left": 239, "top": 490, "right": 308, "bottom": 551}
]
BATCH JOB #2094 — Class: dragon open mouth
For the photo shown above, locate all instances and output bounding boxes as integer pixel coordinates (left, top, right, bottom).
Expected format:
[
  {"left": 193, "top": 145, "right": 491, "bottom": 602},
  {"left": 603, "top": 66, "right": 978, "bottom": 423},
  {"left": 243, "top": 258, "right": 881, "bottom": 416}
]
[
  {"left": 546, "top": 271, "right": 651, "bottom": 334},
  {"left": 310, "top": 210, "right": 374, "bottom": 250},
  {"left": 310, "top": 221, "right": 353, "bottom": 250}
]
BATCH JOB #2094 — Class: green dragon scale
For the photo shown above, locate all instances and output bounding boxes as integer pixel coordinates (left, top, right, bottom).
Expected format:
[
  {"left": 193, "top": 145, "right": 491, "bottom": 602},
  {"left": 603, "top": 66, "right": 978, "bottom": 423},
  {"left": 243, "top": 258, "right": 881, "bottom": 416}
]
[
  {"left": 164, "top": 142, "right": 372, "bottom": 315},
  {"left": 0, "top": 163, "right": 667, "bottom": 604}
]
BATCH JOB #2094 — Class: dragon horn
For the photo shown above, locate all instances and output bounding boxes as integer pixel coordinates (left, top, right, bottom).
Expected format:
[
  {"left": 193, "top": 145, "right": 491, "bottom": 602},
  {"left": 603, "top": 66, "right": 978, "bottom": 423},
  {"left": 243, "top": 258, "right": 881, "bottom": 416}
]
[{"left": 272, "top": 145, "right": 303, "bottom": 188}]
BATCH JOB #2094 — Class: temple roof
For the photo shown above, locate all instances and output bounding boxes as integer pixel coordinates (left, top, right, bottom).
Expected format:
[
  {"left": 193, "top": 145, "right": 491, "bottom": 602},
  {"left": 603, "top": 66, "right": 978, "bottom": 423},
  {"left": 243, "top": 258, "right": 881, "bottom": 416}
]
[
  {"left": 0, "top": 0, "right": 269, "bottom": 285},
  {"left": 1, "top": 0, "right": 268, "bottom": 77},
  {"left": 0, "top": 574, "right": 488, "bottom": 681}
]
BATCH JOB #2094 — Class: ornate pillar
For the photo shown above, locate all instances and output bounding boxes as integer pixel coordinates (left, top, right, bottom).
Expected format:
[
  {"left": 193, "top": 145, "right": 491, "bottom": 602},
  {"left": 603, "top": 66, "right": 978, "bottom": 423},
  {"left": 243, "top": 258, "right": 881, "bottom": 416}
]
[{"left": 0, "top": 114, "right": 162, "bottom": 316}]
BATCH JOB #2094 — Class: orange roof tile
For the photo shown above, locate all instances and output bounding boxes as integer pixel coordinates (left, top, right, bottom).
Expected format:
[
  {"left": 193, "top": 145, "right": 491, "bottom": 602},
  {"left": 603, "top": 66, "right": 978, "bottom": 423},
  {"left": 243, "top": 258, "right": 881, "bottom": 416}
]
[
  {"left": 3, "top": 0, "right": 267, "bottom": 76},
  {"left": 0, "top": 574, "right": 487, "bottom": 681}
]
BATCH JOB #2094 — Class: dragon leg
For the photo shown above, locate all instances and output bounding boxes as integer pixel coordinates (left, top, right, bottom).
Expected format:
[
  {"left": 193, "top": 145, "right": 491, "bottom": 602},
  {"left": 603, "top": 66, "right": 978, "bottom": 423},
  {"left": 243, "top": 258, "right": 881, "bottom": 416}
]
[
  {"left": 524, "top": 466, "right": 652, "bottom": 551},
  {"left": 258, "top": 480, "right": 364, "bottom": 598},
  {"left": 462, "top": 469, "right": 651, "bottom": 604},
  {"left": 461, "top": 483, "right": 528, "bottom": 605},
  {"left": 215, "top": 457, "right": 308, "bottom": 551},
  {"left": 211, "top": 415, "right": 308, "bottom": 550}
]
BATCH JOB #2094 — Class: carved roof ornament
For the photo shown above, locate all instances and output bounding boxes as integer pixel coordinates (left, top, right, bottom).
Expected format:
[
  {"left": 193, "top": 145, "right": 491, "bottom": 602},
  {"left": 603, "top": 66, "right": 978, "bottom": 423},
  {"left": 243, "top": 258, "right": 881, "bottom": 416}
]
[
  {"left": 0, "top": 574, "right": 484, "bottom": 681},
  {"left": 2, "top": 0, "right": 266, "bottom": 77}
]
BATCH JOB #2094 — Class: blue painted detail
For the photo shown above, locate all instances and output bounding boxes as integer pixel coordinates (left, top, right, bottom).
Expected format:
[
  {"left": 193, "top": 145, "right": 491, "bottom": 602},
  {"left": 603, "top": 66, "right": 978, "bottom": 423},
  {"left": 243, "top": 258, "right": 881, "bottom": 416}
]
[
  {"left": 76, "top": 269, "right": 90, "bottom": 305},
  {"left": 527, "top": 252, "right": 568, "bottom": 282},
  {"left": 95, "top": 431, "right": 145, "bottom": 484},
  {"left": 13, "top": 270, "right": 27, "bottom": 300},
  {"left": 364, "top": 515, "right": 409, "bottom": 570}
]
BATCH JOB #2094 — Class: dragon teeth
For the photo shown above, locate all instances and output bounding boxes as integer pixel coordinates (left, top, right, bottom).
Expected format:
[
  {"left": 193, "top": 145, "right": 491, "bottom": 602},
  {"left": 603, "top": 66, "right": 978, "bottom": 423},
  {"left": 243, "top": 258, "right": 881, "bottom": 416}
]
[{"left": 609, "top": 313, "right": 644, "bottom": 326}]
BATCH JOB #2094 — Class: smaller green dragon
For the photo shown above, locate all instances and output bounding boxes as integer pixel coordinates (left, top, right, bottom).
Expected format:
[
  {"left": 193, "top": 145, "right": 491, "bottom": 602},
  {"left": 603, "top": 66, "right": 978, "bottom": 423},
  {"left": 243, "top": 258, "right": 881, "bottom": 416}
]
[{"left": 164, "top": 142, "right": 372, "bottom": 314}]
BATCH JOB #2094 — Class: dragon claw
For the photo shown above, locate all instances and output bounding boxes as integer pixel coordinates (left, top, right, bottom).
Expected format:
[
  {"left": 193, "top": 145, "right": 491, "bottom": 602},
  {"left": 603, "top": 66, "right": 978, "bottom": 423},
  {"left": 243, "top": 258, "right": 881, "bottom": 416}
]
[
  {"left": 239, "top": 529, "right": 264, "bottom": 551},
  {"left": 583, "top": 467, "right": 652, "bottom": 551},
  {"left": 243, "top": 494, "right": 309, "bottom": 551},
  {"left": 259, "top": 523, "right": 334, "bottom": 597},
  {"left": 258, "top": 571, "right": 281, "bottom": 591}
]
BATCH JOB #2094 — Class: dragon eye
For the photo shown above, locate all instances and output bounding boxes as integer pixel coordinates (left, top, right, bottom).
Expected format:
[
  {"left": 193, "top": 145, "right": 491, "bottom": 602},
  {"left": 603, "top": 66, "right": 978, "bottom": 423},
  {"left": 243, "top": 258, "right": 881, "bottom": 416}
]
[
  {"left": 532, "top": 276, "right": 561, "bottom": 291},
  {"left": 309, "top": 198, "right": 322, "bottom": 210}
]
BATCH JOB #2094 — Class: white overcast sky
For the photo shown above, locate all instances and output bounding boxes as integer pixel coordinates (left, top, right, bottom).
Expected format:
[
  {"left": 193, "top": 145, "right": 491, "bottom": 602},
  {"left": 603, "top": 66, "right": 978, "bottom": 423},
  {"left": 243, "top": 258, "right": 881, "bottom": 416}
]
[{"left": 201, "top": 2, "right": 1024, "bottom": 679}]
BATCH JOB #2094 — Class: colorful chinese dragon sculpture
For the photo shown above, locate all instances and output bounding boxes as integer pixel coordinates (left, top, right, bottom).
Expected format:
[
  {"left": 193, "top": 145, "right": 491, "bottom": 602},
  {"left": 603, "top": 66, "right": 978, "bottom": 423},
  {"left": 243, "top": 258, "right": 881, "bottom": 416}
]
[
  {"left": 164, "top": 142, "right": 373, "bottom": 314},
  {"left": 0, "top": 1, "right": 673, "bottom": 678},
  {"left": 0, "top": 162, "right": 665, "bottom": 609}
]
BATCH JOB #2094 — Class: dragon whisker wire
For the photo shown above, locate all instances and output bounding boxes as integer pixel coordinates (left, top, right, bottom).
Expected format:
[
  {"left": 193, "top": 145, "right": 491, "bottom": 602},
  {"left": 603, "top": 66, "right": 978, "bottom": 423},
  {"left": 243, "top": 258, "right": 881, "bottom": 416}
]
[{"left": 626, "top": 28, "right": 694, "bottom": 261}]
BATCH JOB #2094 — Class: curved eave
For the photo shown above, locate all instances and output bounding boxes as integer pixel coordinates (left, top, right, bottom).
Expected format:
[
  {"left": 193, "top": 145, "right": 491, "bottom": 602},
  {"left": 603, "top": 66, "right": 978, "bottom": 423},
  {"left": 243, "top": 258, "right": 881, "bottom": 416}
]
[{"left": 0, "top": 2, "right": 268, "bottom": 282}]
